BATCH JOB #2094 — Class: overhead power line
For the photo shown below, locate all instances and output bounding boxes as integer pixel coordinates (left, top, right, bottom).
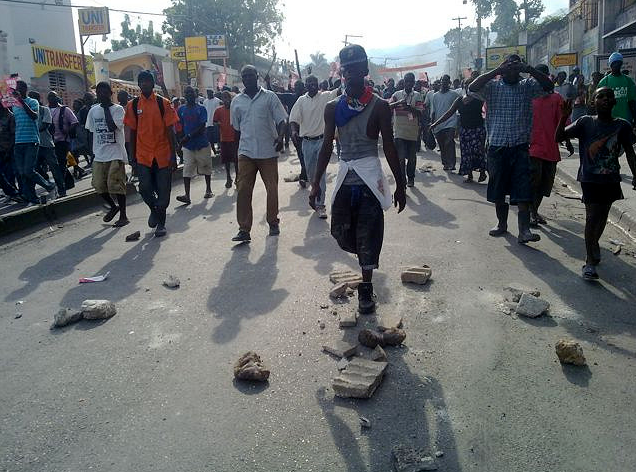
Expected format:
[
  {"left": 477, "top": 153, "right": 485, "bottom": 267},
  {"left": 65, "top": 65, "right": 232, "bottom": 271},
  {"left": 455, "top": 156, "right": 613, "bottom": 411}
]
[{"left": 0, "top": 0, "right": 167, "bottom": 16}]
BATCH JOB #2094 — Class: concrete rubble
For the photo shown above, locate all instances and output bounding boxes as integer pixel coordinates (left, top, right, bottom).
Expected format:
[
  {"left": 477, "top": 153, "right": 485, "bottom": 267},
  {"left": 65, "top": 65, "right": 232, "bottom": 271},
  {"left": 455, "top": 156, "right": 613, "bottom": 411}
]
[
  {"left": 515, "top": 293, "right": 550, "bottom": 318},
  {"left": 359, "top": 328, "right": 406, "bottom": 348},
  {"left": 163, "top": 275, "right": 181, "bottom": 289},
  {"left": 378, "top": 314, "right": 403, "bottom": 331},
  {"left": 391, "top": 445, "right": 438, "bottom": 471},
  {"left": 555, "top": 339, "right": 587, "bottom": 366},
  {"left": 371, "top": 345, "right": 387, "bottom": 362},
  {"left": 329, "top": 270, "right": 363, "bottom": 289},
  {"left": 322, "top": 341, "right": 357, "bottom": 358},
  {"left": 339, "top": 310, "right": 358, "bottom": 328},
  {"left": 401, "top": 265, "right": 432, "bottom": 285},
  {"left": 80, "top": 300, "right": 117, "bottom": 320},
  {"left": 125, "top": 230, "right": 141, "bottom": 242},
  {"left": 51, "top": 308, "right": 83, "bottom": 329},
  {"left": 330, "top": 282, "right": 348, "bottom": 299},
  {"left": 233, "top": 351, "right": 270, "bottom": 381},
  {"left": 332, "top": 357, "right": 388, "bottom": 398},
  {"left": 503, "top": 284, "right": 541, "bottom": 303}
]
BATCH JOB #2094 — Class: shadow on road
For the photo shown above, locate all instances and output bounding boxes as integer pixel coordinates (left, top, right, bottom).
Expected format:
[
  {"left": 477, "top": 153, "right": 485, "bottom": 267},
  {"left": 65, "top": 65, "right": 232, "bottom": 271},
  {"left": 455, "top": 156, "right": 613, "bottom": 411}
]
[{"left": 407, "top": 186, "right": 459, "bottom": 229}]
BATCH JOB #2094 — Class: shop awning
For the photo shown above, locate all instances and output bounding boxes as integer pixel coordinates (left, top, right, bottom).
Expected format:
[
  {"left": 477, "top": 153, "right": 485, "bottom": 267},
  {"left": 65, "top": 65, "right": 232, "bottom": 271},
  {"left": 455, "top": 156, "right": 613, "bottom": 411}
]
[{"left": 603, "top": 19, "right": 636, "bottom": 39}]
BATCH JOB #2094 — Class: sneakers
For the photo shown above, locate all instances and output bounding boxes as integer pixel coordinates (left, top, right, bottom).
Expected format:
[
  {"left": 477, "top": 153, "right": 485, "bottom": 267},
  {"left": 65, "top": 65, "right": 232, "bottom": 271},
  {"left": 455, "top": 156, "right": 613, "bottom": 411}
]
[
  {"left": 488, "top": 225, "right": 508, "bottom": 237},
  {"left": 154, "top": 225, "right": 167, "bottom": 237},
  {"left": 357, "top": 282, "right": 377, "bottom": 314},
  {"left": 103, "top": 206, "right": 120, "bottom": 223},
  {"left": 269, "top": 223, "right": 280, "bottom": 236},
  {"left": 232, "top": 230, "right": 251, "bottom": 242},
  {"left": 316, "top": 207, "right": 327, "bottom": 219},
  {"left": 582, "top": 264, "right": 599, "bottom": 281},
  {"left": 148, "top": 208, "right": 158, "bottom": 228},
  {"left": 518, "top": 230, "right": 541, "bottom": 244},
  {"left": 407, "top": 178, "right": 415, "bottom": 188},
  {"left": 225, "top": 179, "right": 233, "bottom": 189},
  {"left": 204, "top": 191, "right": 214, "bottom": 199},
  {"left": 176, "top": 195, "right": 191, "bottom": 205}
]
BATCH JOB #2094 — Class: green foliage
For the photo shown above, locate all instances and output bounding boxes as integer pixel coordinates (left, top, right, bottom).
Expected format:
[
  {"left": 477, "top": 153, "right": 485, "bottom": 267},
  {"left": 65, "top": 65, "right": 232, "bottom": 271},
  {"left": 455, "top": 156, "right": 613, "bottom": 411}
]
[
  {"left": 111, "top": 14, "right": 165, "bottom": 51},
  {"left": 308, "top": 51, "right": 330, "bottom": 78},
  {"left": 491, "top": 0, "right": 545, "bottom": 45},
  {"left": 162, "top": 0, "right": 284, "bottom": 70},
  {"left": 444, "top": 26, "right": 479, "bottom": 71}
]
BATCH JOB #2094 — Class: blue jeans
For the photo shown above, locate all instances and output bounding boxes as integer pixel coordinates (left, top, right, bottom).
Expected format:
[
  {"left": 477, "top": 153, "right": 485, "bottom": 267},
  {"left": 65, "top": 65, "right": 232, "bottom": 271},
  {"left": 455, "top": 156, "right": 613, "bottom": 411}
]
[
  {"left": 14, "top": 143, "right": 53, "bottom": 203},
  {"left": 395, "top": 138, "right": 418, "bottom": 182},
  {"left": 38, "top": 146, "right": 66, "bottom": 196},
  {"left": 302, "top": 137, "right": 326, "bottom": 207}
]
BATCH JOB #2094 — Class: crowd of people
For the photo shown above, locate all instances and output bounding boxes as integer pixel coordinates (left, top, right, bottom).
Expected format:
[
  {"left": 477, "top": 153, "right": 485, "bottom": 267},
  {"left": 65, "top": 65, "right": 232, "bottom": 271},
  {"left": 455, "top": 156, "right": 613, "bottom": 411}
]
[{"left": 1, "top": 45, "right": 635, "bottom": 308}]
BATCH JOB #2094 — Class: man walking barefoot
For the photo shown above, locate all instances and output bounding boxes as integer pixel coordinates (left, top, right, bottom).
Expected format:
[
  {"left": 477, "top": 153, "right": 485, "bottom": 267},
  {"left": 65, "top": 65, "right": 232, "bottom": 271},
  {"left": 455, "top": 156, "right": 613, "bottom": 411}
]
[{"left": 310, "top": 45, "right": 406, "bottom": 314}]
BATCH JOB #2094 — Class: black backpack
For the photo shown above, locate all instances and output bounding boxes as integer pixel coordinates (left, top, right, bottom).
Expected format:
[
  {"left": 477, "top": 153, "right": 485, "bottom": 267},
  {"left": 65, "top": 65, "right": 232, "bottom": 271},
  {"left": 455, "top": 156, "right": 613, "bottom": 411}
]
[{"left": 132, "top": 95, "right": 165, "bottom": 123}]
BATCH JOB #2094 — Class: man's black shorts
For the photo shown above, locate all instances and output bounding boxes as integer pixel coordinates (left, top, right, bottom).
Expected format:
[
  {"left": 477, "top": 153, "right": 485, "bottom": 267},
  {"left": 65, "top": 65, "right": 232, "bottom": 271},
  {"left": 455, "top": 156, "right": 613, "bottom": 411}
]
[
  {"left": 331, "top": 184, "right": 384, "bottom": 270},
  {"left": 530, "top": 156, "right": 557, "bottom": 198},
  {"left": 487, "top": 143, "right": 532, "bottom": 204}
]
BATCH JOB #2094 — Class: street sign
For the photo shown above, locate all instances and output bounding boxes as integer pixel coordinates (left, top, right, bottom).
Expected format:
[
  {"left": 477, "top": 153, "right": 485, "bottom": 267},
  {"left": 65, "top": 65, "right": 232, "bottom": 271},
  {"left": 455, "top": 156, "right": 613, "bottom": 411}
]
[
  {"left": 185, "top": 36, "right": 207, "bottom": 62},
  {"left": 206, "top": 34, "right": 228, "bottom": 59},
  {"left": 178, "top": 61, "right": 198, "bottom": 73},
  {"left": 170, "top": 47, "right": 185, "bottom": 60},
  {"left": 78, "top": 7, "right": 110, "bottom": 36},
  {"left": 485, "top": 45, "right": 527, "bottom": 70},
  {"left": 550, "top": 53, "right": 578, "bottom": 68}
]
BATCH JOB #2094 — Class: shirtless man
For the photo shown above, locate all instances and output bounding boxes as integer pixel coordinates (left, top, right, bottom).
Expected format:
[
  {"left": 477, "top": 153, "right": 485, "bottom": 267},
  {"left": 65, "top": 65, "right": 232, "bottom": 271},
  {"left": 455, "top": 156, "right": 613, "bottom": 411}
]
[{"left": 309, "top": 44, "right": 406, "bottom": 314}]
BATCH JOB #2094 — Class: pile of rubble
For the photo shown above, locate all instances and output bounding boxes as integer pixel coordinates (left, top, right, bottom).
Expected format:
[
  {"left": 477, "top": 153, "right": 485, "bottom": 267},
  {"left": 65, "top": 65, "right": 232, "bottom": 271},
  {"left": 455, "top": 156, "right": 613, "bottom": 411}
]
[{"left": 51, "top": 300, "right": 117, "bottom": 329}]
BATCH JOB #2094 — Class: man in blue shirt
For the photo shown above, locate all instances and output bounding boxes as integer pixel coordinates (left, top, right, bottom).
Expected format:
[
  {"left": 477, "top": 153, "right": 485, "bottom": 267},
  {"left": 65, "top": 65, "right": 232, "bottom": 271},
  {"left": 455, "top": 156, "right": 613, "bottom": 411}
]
[
  {"left": 176, "top": 86, "right": 212, "bottom": 205},
  {"left": 12, "top": 80, "right": 56, "bottom": 205}
]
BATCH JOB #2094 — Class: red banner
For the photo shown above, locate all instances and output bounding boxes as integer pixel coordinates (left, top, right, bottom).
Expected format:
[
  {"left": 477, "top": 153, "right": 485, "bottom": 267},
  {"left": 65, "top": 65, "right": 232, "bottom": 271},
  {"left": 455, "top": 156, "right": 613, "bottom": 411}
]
[{"left": 378, "top": 62, "right": 437, "bottom": 73}]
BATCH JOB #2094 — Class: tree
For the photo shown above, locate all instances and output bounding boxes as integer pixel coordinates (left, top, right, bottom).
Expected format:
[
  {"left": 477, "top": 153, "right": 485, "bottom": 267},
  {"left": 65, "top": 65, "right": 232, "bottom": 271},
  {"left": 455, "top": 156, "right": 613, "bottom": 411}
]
[
  {"left": 491, "top": 0, "right": 545, "bottom": 46},
  {"left": 308, "top": 51, "right": 329, "bottom": 78},
  {"left": 111, "top": 15, "right": 165, "bottom": 51},
  {"left": 162, "top": 0, "right": 284, "bottom": 70},
  {"left": 444, "top": 26, "right": 479, "bottom": 74}
]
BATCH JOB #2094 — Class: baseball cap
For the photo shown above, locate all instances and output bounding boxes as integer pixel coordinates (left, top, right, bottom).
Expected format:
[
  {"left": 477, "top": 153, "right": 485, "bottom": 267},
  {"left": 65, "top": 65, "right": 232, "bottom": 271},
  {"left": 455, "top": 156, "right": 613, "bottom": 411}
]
[
  {"left": 339, "top": 44, "right": 368, "bottom": 67},
  {"left": 608, "top": 52, "right": 623, "bottom": 66}
]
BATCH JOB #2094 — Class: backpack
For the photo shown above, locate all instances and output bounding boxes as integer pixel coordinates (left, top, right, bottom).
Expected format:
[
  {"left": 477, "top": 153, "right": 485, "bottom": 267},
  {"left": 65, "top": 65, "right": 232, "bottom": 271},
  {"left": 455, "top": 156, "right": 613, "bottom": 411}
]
[{"left": 132, "top": 95, "right": 165, "bottom": 124}]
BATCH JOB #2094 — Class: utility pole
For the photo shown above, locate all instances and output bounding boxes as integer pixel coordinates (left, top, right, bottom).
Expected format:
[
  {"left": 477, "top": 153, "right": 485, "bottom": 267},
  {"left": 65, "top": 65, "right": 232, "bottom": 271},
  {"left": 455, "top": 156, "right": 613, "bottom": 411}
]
[
  {"left": 452, "top": 16, "right": 467, "bottom": 78},
  {"left": 343, "top": 34, "right": 363, "bottom": 47}
]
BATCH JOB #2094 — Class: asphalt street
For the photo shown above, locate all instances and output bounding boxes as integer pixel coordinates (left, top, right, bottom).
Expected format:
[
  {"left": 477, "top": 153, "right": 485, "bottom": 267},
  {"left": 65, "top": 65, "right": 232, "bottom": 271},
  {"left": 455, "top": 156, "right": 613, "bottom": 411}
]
[{"left": 1, "top": 147, "right": 635, "bottom": 472}]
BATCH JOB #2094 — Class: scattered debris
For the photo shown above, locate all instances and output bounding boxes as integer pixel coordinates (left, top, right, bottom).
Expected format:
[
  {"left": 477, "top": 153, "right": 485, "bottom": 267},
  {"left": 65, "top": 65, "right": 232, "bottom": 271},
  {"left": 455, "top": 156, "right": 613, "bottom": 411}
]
[
  {"left": 336, "top": 358, "right": 349, "bottom": 371},
  {"left": 503, "top": 284, "right": 540, "bottom": 303},
  {"left": 51, "top": 308, "right": 82, "bottom": 328},
  {"left": 332, "top": 309, "right": 338, "bottom": 316},
  {"left": 81, "top": 300, "right": 117, "bottom": 320},
  {"left": 320, "top": 304, "right": 329, "bottom": 309},
  {"left": 435, "top": 451, "right": 444, "bottom": 458},
  {"left": 359, "top": 328, "right": 406, "bottom": 348},
  {"left": 609, "top": 238, "right": 625, "bottom": 246},
  {"left": 125, "top": 231, "right": 141, "bottom": 242},
  {"left": 371, "top": 345, "right": 387, "bottom": 362},
  {"left": 319, "top": 322, "right": 326, "bottom": 330},
  {"left": 233, "top": 351, "right": 270, "bottom": 381},
  {"left": 359, "top": 416, "right": 372, "bottom": 428},
  {"left": 14, "top": 313, "right": 22, "bottom": 319},
  {"left": 401, "top": 265, "right": 432, "bottom": 285},
  {"left": 163, "top": 275, "right": 181, "bottom": 289},
  {"left": 330, "top": 282, "right": 348, "bottom": 299},
  {"left": 391, "top": 445, "right": 438, "bottom": 471},
  {"left": 378, "top": 314, "right": 403, "bottom": 331},
  {"left": 613, "top": 245, "right": 622, "bottom": 255},
  {"left": 555, "top": 339, "right": 586, "bottom": 366},
  {"left": 359, "top": 329, "right": 384, "bottom": 348},
  {"left": 323, "top": 341, "right": 357, "bottom": 358},
  {"left": 515, "top": 293, "right": 550, "bottom": 318},
  {"left": 383, "top": 327, "right": 406, "bottom": 346},
  {"left": 498, "top": 301, "right": 518, "bottom": 316},
  {"left": 329, "top": 270, "right": 363, "bottom": 288},
  {"left": 283, "top": 174, "right": 300, "bottom": 182},
  {"left": 79, "top": 272, "right": 110, "bottom": 283},
  {"left": 339, "top": 311, "right": 358, "bottom": 328},
  {"left": 332, "top": 357, "right": 388, "bottom": 398}
]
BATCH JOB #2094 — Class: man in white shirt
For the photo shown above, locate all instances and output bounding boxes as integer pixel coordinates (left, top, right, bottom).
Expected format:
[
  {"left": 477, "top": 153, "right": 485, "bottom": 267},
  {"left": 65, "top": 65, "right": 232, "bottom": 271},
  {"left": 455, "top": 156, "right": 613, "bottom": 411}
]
[
  {"left": 289, "top": 75, "right": 338, "bottom": 218},
  {"left": 203, "top": 89, "right": 221, "bottom": 155},
  {"left": 86, "top": 81, "right": 129, "bottom": 227}
]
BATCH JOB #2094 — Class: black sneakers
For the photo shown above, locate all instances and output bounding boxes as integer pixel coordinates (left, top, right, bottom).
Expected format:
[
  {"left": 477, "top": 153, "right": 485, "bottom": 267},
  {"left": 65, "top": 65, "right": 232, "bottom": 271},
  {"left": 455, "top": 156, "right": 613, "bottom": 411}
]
[
  {"left": 357, "top": 282, "right": 376, "bottom": 314},
  {"left": 232, "top": 230, "right": 251, "bottom": 242}
]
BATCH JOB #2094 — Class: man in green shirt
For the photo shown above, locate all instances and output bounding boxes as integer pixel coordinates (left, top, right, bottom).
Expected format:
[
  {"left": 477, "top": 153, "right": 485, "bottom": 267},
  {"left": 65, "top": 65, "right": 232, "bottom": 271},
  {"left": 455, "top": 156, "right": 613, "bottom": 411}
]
[{"left": 598, "top": 52, "right": 636, "bottom": 124}]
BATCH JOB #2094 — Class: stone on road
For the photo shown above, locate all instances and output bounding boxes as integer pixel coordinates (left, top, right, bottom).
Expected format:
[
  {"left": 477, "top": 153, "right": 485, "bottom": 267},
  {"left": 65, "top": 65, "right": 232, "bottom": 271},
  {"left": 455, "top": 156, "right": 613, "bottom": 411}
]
[
  {"left": 329, "top": 269, "right": 363, "bottom": 288},
  {"left": 51, "top": 308, "right": 83, "bottom": 328},
  {"left": 391, "top": 444, "right": 438, "bottom": 471},
  {"left": 555, "top": 339, "right": 587, "bottom": 366},
  {"left": 332, "top": 357, "right": 388, "bottom": 398},
  {"left": 163, "top": 275, "right": 181, "bottom": 289},
  {"left": 401, "top": 265, "right": 432, "bottom": 285},
  {"left": 503, "top": 284, "right": 541, "bottom": 303},
  {"left": 515, "top": 293, "right": 550, "bottom": 318},
  {"left": 233, "top": 351, "right": 270, "bottom": 382},
  {"left": 322, "top": 340, "right": 357, "bottom": 358},
  {"left": 80, "top": 300, "right": 116, "bottom": 320}
]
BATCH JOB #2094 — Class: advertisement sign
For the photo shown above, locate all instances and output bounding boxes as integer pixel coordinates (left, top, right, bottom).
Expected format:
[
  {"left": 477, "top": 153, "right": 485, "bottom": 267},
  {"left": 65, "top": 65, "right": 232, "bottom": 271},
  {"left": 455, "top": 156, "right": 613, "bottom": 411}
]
[
  {"left": 78, "top": 7, "right": 110, "bottom": 36},
  {"left": 170, "top": 47, "right": 185, "bottom": 60},
  {"left": 185, "top": 36, "right": 207, "bottom": 62},
  {"left": 31, "top": 45, "right": 95, "bottom": 84},
  {"left": 550, "top": 53, "right": 578, "bottom": 68},
  {"left": 0, "top": 76, "right": 21, "bottom": 108},
  {"left": 206, "top": 34, "right": 228, "bottom": 59},
  {"left": 485, "top": 45, "right": 527, "bottom": 70}
]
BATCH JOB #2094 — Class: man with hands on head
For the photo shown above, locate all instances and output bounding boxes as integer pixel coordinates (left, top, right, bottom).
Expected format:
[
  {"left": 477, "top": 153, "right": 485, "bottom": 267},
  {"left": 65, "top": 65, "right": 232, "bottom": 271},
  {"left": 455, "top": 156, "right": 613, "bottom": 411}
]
[
  {"left": 469, "top": 54, "right": 554, "bottom": 244},
  {"left": 309, "top": 44, "right": 406, "bottom": 315}
]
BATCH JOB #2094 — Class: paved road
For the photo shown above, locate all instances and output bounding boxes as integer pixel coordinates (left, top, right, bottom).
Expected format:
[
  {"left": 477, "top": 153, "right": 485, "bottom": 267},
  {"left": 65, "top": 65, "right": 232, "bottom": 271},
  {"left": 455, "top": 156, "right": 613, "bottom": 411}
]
[{"left": 1, "top": 148, "right": 635, "bottom": 472}]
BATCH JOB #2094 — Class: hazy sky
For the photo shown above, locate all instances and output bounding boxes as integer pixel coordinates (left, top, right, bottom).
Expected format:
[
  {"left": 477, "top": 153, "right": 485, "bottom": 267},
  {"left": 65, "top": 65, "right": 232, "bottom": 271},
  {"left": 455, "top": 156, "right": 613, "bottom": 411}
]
[{"left": 77, "top": 0, "right": 568, "bottom": 64}]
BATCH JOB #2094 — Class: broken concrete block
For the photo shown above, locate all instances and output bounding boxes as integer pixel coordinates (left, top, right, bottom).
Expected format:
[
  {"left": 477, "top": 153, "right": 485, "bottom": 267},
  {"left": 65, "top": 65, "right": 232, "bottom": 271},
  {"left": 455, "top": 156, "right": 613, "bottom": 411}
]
[
  {"left": 329, "top": 270, "right": 363, "bottom": 288},
  {"left": 339, "top": 311, "right": 358, "bottom": 328},
  {"left": 377, "top": 313, "right": 403, "bottom": 331},
  {"left": 233, "top": 351, "right": 270, "bottom": 381},
  {"left": 383, "top": 327, "right": 406, "bottom": 346},
  {"left": 555, "top": 339, "right": 586, "bottom": 366},
  {"left": 336, "top": 358, "right": 349, "bottom": 371},
  {"left": 515, "top": 293, "right": 550, "bottom": 318},
  {"left": 163, "top": 275, "right": 180, "bottom": 289},
  {"left": 391, "top": 445, "right": 438, "bottom": 471},
  {"left": 401, "top": 265, "right": 432, "bottom": 285},
  {"left": 322, "top": 341, "right": 357, "bottom": 358},
  {"left": 371, "top": 345, "right": 387, "bottom": 362},
  {"left": 51, "top": 308, "right": 83, "bottom": 329},
  {"left": 125, "top": 230, "right": 141, "bottom": 242},
  {"left": 80, "top": 300, "right": 116, "bottom": 320},
  {"left": 330, "top": 282, "right": 348, "bottom": 298},
  {"left": 503, "top": 284, "right": 540, "bottom": 303},
  {"left": 332, "top": 357, "right": 388, "bottom": 398},
  {"left": 359, "top": 329, "right": 384, "bottom": 348}
]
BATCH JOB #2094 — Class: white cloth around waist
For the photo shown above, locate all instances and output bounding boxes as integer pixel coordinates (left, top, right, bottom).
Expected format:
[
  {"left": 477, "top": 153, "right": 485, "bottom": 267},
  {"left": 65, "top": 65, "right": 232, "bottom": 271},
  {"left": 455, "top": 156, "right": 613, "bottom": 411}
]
[{"left": 331, "top": 156, "right": 392, "bottom": 211}]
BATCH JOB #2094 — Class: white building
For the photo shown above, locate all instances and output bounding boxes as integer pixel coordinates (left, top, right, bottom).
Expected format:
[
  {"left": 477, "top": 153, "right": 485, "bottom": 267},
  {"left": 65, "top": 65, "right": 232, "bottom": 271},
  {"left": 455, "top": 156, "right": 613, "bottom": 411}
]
[{"left": 0, "top": 0, "right": 90, "bottom": 104}]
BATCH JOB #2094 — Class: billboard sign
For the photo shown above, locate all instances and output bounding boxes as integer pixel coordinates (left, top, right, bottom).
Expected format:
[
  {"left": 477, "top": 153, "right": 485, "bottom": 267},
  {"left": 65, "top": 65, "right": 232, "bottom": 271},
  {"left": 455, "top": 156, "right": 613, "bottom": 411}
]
[
  {"left": 485, "top": 45, "right": 527, "bottom": 70},
  {"left": 206, "top": 34, "right": 228, "bottom": 59},
  {"left": 78, "top": 7, "right": 110, "bottom": 36}
]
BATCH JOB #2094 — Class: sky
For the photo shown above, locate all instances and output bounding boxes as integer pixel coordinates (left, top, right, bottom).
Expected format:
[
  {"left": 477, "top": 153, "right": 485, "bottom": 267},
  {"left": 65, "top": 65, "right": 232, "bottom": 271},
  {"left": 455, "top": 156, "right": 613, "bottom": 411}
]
[{"left": 76, "top": 0, "right": 568, "bottom": 64}]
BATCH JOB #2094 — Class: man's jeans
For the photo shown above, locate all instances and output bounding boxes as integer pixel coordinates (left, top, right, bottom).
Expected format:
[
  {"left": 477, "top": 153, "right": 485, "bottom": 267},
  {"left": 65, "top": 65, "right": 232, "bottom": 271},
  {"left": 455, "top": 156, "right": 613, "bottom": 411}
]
[
  {"left": 302, "top": 137, "right": 326, "bottom": 207},
  {"left": 38, "top": 146, "right": 66, "bottom": 196},
  {"left": 395, "top": 138, "right": 418, "bottom": 182},
  {"left": 137, "top": 161, "right": 172, "bottom": 219},
  {"left": 14, "top": 143, "right": 53, "bottom": 203},
  {"left": 0, "top": 149, "right": 19, "bottom": 197}
]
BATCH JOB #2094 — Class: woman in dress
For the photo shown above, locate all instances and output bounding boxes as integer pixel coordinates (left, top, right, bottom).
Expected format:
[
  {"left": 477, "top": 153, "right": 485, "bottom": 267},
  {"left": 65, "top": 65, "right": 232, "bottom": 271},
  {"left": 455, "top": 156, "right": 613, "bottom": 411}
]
[{"left": 430, "top": 79, "right": 486, "bottom": 183}]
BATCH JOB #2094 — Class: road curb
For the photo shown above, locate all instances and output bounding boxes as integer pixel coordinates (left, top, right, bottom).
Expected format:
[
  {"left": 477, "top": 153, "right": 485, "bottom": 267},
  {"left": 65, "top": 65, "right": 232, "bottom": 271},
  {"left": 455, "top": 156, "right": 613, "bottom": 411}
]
[{"left": 555, "top": 166, "right": 636, "bottom": 238}]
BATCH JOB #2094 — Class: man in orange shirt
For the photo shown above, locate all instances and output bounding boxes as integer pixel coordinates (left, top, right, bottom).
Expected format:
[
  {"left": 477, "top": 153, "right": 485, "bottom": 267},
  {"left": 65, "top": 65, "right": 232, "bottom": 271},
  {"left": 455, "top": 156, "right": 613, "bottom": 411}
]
[
  {"left": 124, "top": 71, "right": 180, "bottom": 237},
  {"left": 213, "top": 91, "right": 238, "bottom": 188}
]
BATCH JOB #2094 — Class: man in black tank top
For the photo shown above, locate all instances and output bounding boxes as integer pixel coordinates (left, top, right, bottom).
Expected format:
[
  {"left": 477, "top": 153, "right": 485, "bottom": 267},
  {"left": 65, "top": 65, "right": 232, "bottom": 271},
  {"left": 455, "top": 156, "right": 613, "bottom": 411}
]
[{"left": 309, "top": 44, "right": 406, "bottom": 314}]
